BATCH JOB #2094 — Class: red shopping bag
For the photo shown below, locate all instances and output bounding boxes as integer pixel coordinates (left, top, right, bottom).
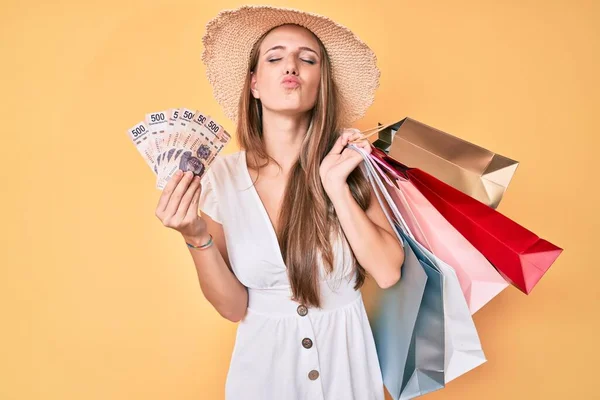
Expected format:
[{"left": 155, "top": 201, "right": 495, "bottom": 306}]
[{"left": 372, "top": 148, "right": 563, "bottom": 294}]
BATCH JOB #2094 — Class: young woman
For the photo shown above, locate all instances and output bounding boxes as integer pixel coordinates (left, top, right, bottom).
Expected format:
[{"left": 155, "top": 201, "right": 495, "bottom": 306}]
[{"left": 154, "top": 5, "right": 404, "bottom": 399}]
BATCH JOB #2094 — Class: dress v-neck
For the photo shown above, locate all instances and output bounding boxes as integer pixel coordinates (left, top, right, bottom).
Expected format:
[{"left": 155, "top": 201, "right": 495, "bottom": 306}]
[{"left": 240, "top": 150, "right": 287, "bottom": 268}]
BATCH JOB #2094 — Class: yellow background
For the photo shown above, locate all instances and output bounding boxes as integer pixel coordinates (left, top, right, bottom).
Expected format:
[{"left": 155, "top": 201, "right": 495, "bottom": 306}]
[{"left": 2, "top": 0, "right": 597, "bottom": 398}]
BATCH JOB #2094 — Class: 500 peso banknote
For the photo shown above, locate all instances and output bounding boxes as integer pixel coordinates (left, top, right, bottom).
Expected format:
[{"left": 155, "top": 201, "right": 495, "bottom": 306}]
[{"left": 127, "top": 108, "right": 231, "bottom": 190}]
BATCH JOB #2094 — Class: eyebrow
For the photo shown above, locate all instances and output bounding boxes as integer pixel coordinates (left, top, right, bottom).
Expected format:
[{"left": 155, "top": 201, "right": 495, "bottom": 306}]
[{"left": 264, "top": 45, "right": 319, "bottom": 57}]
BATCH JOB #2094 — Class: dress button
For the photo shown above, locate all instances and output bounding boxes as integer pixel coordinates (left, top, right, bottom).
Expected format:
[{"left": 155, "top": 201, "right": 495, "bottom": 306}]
[
  {"left": 297, "top": 305, "right": 308, "bottom": 316},
  {"left": 308, "top": 370, "right": 320, "bottom": 380},
  {"left": 302, "top": 338, "right": 313, "bottom": 349}
]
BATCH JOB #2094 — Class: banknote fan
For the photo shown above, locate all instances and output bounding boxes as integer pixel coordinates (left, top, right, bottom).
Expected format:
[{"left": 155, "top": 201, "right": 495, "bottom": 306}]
[{"left": 127, "top": 108, "right": 231, "bottom": 189}]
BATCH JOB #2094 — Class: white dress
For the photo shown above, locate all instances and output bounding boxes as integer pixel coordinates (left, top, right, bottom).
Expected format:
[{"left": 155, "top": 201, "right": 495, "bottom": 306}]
[{"left": 198, "top": 150, "right": 384, "bottom": 400}]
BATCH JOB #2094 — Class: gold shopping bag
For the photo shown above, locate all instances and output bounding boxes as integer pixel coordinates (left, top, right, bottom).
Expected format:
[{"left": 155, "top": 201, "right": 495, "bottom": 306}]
[{"left": 363, "top": 117, "right": 519, "bottom": 209}]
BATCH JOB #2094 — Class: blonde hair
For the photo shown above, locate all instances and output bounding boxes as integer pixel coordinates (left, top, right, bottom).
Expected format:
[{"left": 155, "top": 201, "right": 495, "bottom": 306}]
[{"left": 236, "top": 24, "right": 371, "bottom": 308}]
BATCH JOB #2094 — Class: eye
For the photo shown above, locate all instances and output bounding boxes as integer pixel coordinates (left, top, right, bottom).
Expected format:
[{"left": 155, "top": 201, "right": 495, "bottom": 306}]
[
  {"left": 302, "top": 59, "right": 316, "bottom": 65},
  {"left": 267, "top": 58, "right": 281, "bottom": 63}
]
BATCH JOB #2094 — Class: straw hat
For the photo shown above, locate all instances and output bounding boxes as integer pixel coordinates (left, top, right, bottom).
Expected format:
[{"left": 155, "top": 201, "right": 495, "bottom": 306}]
[{"left": 201, "top": 5, "right": 380, "bottom": 127}]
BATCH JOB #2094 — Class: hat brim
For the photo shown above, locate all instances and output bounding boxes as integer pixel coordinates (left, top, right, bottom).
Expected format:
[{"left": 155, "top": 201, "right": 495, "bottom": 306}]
[{"left": 201, "top": 5, "right": 380, "bottom": 127}]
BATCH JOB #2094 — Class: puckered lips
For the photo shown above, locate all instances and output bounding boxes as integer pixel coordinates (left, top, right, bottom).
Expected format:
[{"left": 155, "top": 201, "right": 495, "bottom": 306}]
[{"left": 281, "top": 76, "right": 300, "bottom": 89}]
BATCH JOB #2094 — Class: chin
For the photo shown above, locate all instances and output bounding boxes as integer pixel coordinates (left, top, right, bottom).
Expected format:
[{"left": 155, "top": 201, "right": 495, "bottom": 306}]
[{"left": 266, "top": 103, "right": 315, "bottom": 117}]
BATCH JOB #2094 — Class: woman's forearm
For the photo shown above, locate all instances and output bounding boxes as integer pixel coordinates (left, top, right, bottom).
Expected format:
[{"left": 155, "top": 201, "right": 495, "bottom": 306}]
[
  {"left": 183, "top": 233, "right": 248, "bottom": 322},
  {"left": 328, "top": 185, "right": 404, "bottom": 288}
]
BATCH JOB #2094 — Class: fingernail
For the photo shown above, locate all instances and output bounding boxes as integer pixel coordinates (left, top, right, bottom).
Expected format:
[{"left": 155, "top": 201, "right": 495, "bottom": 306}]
[{"left": 176, "top": 170, "right": 183, "bottom": 177}]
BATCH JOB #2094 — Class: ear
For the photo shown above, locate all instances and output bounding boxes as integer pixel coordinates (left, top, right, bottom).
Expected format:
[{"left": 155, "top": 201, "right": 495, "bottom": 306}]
[{"left": 250, "top": 71, "right": 260, "bottom": 99}]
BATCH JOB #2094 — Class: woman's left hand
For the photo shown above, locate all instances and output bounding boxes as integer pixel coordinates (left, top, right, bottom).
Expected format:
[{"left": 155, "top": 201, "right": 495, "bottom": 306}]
[{"left": 319, "top": 128, "right": 372, "bottom": 196}]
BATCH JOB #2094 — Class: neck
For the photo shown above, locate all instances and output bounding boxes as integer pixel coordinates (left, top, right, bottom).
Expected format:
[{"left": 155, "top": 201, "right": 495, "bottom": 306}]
[{"left": 253, "top": 109, "right": 311, "bottom": 174}]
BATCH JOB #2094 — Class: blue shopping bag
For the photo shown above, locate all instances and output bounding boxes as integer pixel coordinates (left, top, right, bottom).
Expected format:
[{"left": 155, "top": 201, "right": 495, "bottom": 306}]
[
  {"left": 371, "top": 233, "right": 428, "bottom": 399},
  {"left": 370, "top": 227, "right": 446, "bottom": 400},
  {"left": 398, "top": 229, "right": 445, "bottom": 399}
]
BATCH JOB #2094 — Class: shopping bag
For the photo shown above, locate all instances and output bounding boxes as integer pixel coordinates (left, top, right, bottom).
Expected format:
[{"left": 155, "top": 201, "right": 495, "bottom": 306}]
[
  {"left": 366, "top": 117, "right": 519, "bottom": 209},
  {"left": 374, "top": 147, "right": 563, "bottom": 294},
  {"left": 402, "top": 232, "right": 486, "bottom": 383},
  {"left": 399, "top": 229, "right": 445, "bottom": 399},
  {"left": 357, "top": 148, "right": 445, "bottom": 399},
  {"left": 370, "top": 233, "right": 429, "bottom": 399},
  {"left": 370, "top": 152, "right": 509, "bottom": 314},
  {"left": 356, "top": 145, "right": 486, "bottom": 396}
]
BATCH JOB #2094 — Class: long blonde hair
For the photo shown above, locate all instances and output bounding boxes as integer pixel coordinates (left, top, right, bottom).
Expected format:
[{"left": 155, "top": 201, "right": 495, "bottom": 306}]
[{"left": 236, "top": 24, "right": 372, "bottom": 308}]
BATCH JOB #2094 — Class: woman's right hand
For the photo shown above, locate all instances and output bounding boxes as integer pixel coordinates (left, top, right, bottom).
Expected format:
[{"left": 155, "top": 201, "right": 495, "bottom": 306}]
[{"left": 155, "top": 169, "right": 207, "bottom": 241}]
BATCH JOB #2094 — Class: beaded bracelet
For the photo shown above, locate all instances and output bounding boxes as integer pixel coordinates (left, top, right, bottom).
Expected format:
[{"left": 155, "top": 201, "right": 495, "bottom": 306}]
[{"left": 186, "top": 234, "right": 214, "bottom": 250}]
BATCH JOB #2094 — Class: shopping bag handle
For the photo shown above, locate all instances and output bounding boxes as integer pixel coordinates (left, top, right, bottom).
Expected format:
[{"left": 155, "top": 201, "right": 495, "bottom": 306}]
[
  {"left": 356, "top": 120, "right": 400, "bottom": 141},
  {"left": 348, "top": 144, "right": 414, "bottom": 240},
  {"left": 367, "top": 150, "right": 398, "bottom": 188},
  {"left": 372, "top": 160, "right": 431, "bottom": 250},
  {"left": 366, "top": 151, "right": 427, "bottom": 244},
  {"left": 370, "top": 153, "right": 409, "bottom": 183}
]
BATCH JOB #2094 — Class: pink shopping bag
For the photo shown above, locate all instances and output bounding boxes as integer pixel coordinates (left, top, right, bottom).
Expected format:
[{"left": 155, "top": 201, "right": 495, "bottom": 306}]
[{"left": 370, "top": 153, "right": 509, "bottom": 314}]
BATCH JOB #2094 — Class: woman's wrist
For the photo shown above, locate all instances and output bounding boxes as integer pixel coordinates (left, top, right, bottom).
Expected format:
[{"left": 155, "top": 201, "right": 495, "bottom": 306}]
[
  {"left": 182, "top": 231, "right": 211, "bottom": 247},
  {"left": 324, "top": 182, "right": 351, "bottom": 203}
]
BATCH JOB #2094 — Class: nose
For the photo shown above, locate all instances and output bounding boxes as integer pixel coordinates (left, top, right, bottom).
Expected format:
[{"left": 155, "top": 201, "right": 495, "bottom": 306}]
[{"left": 284, "top": 55, "right": 298, "bottom": 75}]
